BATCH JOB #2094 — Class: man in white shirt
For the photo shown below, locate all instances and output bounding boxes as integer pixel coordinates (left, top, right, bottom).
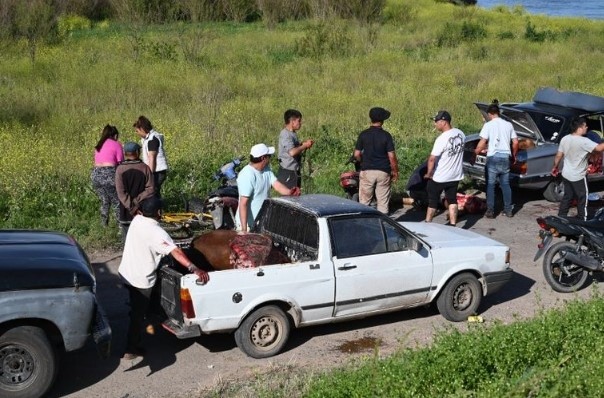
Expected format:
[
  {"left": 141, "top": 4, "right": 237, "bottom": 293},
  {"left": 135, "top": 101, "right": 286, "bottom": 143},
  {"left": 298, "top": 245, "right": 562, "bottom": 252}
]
[
  {"left": 474, "top": 103, "right": 519, "bottom": 218},
  {"left": 424, "top": 111, "right": 465, "bottom": 226},
  {"left": 118, "top": 196, "right": 209, "bottom": 360},
  {"left": 552, "top": 117, "right": 604, "bottom": 220}
]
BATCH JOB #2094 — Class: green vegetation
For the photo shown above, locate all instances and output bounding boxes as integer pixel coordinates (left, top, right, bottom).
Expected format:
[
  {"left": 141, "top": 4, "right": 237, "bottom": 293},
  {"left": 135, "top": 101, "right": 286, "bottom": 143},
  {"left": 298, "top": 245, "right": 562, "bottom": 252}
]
[
  {"left": 1, "top": 0, "right": 603, "bottom": 248},
  {"left": 200, "top": 293, "right": 604, "bottom": 397}
]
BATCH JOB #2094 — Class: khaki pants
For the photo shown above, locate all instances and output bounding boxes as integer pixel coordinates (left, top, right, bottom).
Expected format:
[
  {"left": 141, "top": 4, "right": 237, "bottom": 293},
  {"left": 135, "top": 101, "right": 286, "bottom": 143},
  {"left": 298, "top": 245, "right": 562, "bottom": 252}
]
[{"left": 359, "top": 170, "right": 391, "bottom": 214}]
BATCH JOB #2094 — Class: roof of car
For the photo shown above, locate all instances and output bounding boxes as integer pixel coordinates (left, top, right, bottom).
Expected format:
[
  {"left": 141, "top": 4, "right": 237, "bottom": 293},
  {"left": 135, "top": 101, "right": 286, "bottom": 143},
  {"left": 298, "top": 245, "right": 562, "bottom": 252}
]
[
  {"left": 271, "top": 194, "right": 382, "bottom": 217},
  {"left": 533, "top": 87, "right": 604, "bottom": 113}
]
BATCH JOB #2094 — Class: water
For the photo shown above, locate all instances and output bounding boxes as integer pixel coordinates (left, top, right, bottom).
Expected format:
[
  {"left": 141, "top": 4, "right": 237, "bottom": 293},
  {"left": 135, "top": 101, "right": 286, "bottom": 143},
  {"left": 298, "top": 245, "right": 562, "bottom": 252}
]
[{"left": 477, "top": 0, "right": 604, "bottom": 20}]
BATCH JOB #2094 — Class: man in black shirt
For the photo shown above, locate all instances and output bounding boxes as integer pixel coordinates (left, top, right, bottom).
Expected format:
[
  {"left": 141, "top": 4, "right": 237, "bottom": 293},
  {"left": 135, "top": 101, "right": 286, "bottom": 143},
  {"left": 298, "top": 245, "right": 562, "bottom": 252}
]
[{"left": 354, "top": 107, "right": 399, "bottom": 214}]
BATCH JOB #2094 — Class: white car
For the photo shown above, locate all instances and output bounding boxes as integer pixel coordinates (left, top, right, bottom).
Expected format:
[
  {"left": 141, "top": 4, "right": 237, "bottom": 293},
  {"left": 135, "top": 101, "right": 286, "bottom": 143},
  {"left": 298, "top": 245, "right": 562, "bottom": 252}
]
[{"left": 157, "top": 195, "right": 512, "bottom": 358}]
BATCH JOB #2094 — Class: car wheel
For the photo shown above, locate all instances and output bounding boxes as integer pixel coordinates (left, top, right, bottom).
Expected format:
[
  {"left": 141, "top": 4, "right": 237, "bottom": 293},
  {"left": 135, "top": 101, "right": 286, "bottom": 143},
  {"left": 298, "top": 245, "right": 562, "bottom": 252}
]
[
  {"left": 0, "top": 326, "right": 58, "bottom": 398},
  {"left": 436, "top": 273, "right": 482, "bottom": 322},
  {"left": 543, "top": 180, "right": 564, "bottom": 202},
  {"left": 234, "top": 305, "right": 291, "bottom": 359}
]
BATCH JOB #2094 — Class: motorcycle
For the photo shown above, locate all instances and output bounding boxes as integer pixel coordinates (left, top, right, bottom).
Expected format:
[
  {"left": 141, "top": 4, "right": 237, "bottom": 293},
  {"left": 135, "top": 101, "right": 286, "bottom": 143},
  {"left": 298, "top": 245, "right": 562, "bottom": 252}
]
[
  {"left": 534, "top": 208, "right": 604, "bottom": 293},
  {"left": 339, "top": 155, "right": 360, "bottom": 201},
  {"left": 187, "top": 157, "right": 243, "bottom": 229}
]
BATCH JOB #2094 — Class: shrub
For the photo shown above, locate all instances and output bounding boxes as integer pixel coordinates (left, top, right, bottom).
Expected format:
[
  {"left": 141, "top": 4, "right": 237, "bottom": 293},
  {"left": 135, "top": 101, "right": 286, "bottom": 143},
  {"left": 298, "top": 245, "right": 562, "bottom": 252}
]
[
  {"left": 57, "top": 14, "right": 92, "bottom": 38},
  {"left": 294, "top": 20, "right": 353, "bottom": 58},
  {"left": 524, "top": 20, "right": 555, "bottom": 42},
  {"left": 436, "top": 21, "right": 487, "bottom": 47},
  {"left": 383, "top": 1, "right": 417, "bottom": 25}
]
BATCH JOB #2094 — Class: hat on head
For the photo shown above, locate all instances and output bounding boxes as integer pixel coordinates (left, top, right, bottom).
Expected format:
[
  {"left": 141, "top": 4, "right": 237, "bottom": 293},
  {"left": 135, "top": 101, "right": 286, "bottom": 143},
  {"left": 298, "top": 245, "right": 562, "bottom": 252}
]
[
  {"left": 369, "top": 107, "right": 391, "bottom": 122},
  {"left": 433, "top": 110, "right": 452, "bottom": 122},
  {"left": 250, "top": 143, "right": 276, "bottom": 158},
  {"left": 123, "top": 141, "right": 141, "bottom": 153}
]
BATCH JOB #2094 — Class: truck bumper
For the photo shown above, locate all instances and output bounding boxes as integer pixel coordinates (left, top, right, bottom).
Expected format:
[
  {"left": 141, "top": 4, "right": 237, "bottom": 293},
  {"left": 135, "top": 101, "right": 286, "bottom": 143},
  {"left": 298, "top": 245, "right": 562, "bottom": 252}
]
[
  {"left": 484, "top": 269, "right": 514, "bottom": 295},
  {"left": 161, "top": 319, "right": 201, "bottom": 339}
]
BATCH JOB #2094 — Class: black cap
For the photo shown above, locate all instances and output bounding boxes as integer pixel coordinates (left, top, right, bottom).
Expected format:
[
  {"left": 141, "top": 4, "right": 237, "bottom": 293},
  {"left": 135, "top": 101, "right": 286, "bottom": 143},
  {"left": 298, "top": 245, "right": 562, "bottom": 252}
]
[
  {"left": 433, "top": 110, "right": 452, "bottom": 122},
  {"left": 369, "top": 107, "right": 391, "bottom": 122}
]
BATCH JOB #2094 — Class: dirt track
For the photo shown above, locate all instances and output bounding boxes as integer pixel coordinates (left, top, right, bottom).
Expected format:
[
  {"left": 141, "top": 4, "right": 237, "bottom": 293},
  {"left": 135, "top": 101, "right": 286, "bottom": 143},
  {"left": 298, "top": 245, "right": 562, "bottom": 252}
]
[{"left": 48, "top": 191, "right": 604, "bottom": 398}]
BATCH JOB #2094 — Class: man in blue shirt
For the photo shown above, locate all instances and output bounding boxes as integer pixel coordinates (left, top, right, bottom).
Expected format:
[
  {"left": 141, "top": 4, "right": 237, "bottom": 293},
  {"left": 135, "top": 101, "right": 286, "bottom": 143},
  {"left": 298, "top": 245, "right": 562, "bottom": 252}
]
[{"left": 236, "top": 143, "right": 300, "bottom": 232}]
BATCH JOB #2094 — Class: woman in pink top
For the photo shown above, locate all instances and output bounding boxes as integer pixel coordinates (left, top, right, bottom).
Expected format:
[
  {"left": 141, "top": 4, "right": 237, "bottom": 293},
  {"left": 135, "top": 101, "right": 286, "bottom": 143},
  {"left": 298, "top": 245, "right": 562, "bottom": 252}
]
[{"left": 91, "top": 125, "right": 124, "bottom": 226}]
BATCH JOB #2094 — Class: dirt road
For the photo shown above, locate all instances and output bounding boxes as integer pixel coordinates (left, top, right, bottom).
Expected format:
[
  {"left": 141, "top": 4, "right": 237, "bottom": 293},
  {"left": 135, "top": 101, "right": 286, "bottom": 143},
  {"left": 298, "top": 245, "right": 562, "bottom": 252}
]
[{"left": 48, "top": 192, "right": 604, "bottom": 398}]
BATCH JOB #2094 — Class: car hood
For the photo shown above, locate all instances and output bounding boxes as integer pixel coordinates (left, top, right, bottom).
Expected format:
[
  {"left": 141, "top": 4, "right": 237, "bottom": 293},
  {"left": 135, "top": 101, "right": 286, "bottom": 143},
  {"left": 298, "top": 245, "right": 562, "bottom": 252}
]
[
  {"left": 0, "top": 230, "right": 95, "bottom": 291},
  {"left": 400, "top": 222, "right": 507, "bottom": 250},
  {"left": 475, "top": 102, "right": 543, "bottom": 141}
]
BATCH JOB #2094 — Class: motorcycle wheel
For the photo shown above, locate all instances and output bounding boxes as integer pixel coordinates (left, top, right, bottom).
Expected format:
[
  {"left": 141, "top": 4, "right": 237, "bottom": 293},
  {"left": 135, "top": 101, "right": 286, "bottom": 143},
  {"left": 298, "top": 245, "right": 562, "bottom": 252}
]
[{"left": 542, "top": 241, "right": 589, "bottom": 293}]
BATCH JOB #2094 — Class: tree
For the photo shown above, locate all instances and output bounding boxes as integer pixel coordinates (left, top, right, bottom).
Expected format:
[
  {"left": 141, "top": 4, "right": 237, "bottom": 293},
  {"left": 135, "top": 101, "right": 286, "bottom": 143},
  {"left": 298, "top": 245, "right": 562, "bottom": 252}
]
[{"left": 10, "top": 0, "right": 58, "bottom": 63}]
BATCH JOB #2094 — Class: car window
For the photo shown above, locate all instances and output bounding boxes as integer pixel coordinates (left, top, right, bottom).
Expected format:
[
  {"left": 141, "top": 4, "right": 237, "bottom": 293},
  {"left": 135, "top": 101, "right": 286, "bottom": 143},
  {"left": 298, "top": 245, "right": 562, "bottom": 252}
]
[
  {"left": 526, "top": 111, "right": 565, "bottom": 142},
  {"left": 330, "top": 217, "right": 386, "bottom": 258},
  {"left": 383, "top": 221, "right": 408, "bottom": 252}
]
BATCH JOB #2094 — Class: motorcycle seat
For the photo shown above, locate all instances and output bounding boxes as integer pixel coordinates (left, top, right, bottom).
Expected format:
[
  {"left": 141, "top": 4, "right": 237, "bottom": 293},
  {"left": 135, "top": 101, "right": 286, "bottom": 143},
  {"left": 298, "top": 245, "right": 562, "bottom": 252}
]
[{"left": 562, "top": 216, "right": 604, "bottom": 233}]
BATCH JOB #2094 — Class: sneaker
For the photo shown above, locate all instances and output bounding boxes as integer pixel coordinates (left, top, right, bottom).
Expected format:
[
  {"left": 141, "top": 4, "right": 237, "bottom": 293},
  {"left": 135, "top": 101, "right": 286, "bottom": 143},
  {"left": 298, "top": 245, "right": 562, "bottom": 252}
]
[
  {"left": 502, "top": 211, "right": 514, "bottom": 218},
  {"left": 122, "top": 352, "right": 140, "bottom": 361},
  {"left": 122, "top": 347, "right": 146, "bottom": 360},
  {"left": 484, "top": 209, "right": 495, "bottom": 219}
]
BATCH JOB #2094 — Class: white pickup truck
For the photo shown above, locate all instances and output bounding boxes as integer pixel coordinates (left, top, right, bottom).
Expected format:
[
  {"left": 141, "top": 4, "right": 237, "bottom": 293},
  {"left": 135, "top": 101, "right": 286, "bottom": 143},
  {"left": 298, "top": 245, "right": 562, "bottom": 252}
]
[{"left": 157, "top": 194, "right": 512, "bottom": 358}]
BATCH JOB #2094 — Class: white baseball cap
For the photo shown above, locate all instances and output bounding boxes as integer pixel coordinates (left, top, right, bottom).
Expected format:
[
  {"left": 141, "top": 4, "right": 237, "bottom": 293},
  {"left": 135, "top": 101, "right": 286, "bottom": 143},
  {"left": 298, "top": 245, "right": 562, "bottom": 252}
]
[{"left": 250, "top": 143, "right": 275, "bottom": 158}]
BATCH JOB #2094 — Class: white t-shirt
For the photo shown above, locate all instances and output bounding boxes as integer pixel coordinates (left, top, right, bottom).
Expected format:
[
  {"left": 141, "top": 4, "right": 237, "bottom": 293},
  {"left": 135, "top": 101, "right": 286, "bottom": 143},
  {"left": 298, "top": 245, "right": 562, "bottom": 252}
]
[
  {"left": 479, "top": 117, "right": 517, "bottom": 157},
  {"left": 235, "top": 164, "right": 277, "bottom": 230},
  {"left": 559, "top": 134, "right": 597, "bottom": 182},
  {"left": 431, "top": 128, "right": 465, "bottom": 183},
  {"left": 118, "top": 214, "right": 177, "bottom": 289}
]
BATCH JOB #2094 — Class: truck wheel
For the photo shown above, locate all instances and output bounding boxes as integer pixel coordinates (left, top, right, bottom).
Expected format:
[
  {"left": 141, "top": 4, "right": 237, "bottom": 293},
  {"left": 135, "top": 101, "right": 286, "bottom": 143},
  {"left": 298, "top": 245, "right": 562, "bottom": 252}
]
[
  {"left": 543, "top": 180, "right": 564, "bottom": 202},
  {"left": 234, "top": 305, "right": 291, "bottom": 358},
  {"left": 0, "top": 326, "right": 57, "bottom": 398},
  {"left": 436, "top": 273, "right": 482, "bottom": 322}
]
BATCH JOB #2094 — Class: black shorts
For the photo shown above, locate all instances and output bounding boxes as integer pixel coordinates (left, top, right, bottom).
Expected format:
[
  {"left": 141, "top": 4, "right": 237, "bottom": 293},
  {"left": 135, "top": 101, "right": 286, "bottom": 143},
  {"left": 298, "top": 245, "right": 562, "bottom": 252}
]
[
  {"left": 277, "top": 168, "right": 301, "bottom": 189},
  {"left": 427, "top": 180, "right": 459, "bottom": 209}
]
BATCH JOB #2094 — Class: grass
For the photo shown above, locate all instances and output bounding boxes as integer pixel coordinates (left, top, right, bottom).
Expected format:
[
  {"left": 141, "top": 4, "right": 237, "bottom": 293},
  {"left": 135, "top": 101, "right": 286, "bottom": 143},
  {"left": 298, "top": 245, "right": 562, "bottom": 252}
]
[
  {"left": 1, "top": 0, "right": 604, "bottom": 248},
  {"left": 197, "top": 292, "right": 604, "bottom": 397}
]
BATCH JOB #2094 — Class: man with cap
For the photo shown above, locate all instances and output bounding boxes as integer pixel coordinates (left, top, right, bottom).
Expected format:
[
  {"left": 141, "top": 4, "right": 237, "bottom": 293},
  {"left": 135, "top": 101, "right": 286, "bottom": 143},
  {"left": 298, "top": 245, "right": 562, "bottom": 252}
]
[
  {"left": 354, "top": 107, "right": 399, "bottom": 214},
  {"left": 473, "top": 103, "right": 519, "bottom": 218},
  {"left": 115, "top": 141, "right": 155, "bottom": 240},
  {"left": 277, "top": 109, "right": 314, "bottom": 189},
  {"left": 118, "top": 196, "right": 209, "bottom": 360},
  {"left": 424, "top": 111, "right": 465, "bottom": 226},
  {"left": 236, "top": 143, "right": 301, "bottom": 232}
]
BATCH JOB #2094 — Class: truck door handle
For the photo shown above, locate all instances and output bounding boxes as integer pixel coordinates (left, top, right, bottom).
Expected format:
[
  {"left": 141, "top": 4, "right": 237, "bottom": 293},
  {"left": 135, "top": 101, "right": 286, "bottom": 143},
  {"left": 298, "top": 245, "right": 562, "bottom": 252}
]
[{"left": 338, "top": 264, "right": 357, "bottom": 271}]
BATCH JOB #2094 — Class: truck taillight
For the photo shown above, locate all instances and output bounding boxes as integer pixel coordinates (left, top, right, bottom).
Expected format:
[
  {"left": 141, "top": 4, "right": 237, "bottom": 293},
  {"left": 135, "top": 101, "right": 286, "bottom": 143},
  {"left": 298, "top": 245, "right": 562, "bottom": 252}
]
[
  {"left": 511, "top": 161, "right": 527, "bottom": 175},
  {"left": 505, "top": 250, "right": 510, "bottom": 265},
  {"left": 180, "top": 288, "right": 196, "bottom": 319}
]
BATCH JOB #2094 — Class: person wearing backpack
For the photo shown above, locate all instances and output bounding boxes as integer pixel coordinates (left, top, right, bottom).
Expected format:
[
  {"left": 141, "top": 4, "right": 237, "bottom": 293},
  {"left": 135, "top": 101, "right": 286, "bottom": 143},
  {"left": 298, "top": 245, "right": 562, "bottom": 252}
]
[{"left": 134, "top": 115, "right": 168, "bottom": 197}]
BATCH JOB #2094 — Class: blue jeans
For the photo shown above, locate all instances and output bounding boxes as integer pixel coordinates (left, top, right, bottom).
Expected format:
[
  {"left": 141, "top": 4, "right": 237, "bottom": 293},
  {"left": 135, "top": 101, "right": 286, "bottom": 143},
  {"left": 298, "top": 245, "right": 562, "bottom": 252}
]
[{"left": 486, "top": 155, "right": 513, "bottom": 212}]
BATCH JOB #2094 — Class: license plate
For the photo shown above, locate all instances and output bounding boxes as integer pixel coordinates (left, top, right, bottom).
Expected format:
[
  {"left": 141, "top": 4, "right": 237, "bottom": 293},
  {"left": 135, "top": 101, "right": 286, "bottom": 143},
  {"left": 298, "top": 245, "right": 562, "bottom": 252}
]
[
  {"left": 475, "top": 155, "right": 486, "bottom": 166},
  {"left": 533, "top": 233, "right": 553, "bottom": 262}
]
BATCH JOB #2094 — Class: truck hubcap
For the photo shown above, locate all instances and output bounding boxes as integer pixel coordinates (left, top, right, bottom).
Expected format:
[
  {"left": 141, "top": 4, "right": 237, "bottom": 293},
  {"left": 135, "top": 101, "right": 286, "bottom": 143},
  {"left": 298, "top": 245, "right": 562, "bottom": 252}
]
[
  {"left": 251, "top": 317, "right": 280, "bottom": 348},
  {"left": 0, "top": 345, "right": 34, "bottom": 385}
]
